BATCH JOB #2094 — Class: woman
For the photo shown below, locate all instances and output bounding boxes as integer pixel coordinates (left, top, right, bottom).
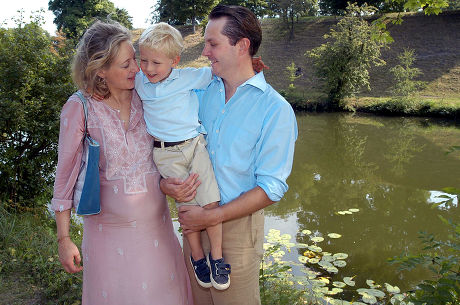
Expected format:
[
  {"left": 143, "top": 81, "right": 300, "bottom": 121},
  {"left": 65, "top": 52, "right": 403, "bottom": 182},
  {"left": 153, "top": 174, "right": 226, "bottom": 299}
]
[{"left": 51, "top": 20, "right": 193, "bottom": 304}]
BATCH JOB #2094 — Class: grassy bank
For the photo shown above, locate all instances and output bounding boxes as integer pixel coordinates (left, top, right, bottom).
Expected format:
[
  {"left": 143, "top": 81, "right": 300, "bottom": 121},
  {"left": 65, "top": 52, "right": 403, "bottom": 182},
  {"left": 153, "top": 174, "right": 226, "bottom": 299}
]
[
  {"left": 170, "top": 11, "right": 460, "bottom": 118},
  {"left": 0, "top": 206, "right": 82, "bottom": 305}
]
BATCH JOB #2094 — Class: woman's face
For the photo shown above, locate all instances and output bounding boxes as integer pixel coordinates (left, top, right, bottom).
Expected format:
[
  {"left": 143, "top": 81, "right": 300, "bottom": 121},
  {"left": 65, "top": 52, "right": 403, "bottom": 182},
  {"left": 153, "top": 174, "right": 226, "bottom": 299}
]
[{"left": 99, "top": 41, "right": 139, "bottom": 91}]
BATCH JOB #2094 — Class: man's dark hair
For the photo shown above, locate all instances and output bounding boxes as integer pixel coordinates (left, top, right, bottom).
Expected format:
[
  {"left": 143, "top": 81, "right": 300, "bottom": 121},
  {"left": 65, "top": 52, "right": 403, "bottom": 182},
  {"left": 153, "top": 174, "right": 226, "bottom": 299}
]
[{"left": 209, "top": 5, "right": 262, "bottom": 56}]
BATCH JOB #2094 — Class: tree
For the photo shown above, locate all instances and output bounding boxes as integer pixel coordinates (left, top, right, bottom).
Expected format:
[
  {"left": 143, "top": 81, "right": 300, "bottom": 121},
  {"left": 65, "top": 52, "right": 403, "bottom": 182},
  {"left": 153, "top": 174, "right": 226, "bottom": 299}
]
[
  {"left": 390, "top": 49, "right": 426, "bottom": 96},
  {"left": 154, "top": 0, "right": 218, "bottom": 32},
  {"left": 268, "top": 0, "right": 317, "bottom": 39},
  {"left": 0, "top": 15, "right": 75, "bottom": 208},
  {"left": 48, "top": 0, "right": 133, "bottom": 39},
  {"left": 307, "top": 3, "right": 386, "bottom": 108},
  {"left": 319, "top": 0, "right": 386, "bottom": 15}
]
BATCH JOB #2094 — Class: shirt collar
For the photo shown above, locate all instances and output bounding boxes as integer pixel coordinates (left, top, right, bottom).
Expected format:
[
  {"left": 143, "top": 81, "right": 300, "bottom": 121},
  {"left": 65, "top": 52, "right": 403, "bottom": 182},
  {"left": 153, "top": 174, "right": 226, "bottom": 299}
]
[
  {"left": 212, "top": 71, "right": 268, "bottom": 92},
  {"left": 142, "top": 68, "right": 180, "bottom": 85}
]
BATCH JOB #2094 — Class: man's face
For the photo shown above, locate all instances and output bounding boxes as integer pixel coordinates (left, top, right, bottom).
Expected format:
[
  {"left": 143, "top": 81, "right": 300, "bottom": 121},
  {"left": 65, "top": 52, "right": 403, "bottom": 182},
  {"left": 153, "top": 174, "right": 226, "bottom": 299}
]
[{"left": 202, "top": 17, "right": 239, "bottom": 79}]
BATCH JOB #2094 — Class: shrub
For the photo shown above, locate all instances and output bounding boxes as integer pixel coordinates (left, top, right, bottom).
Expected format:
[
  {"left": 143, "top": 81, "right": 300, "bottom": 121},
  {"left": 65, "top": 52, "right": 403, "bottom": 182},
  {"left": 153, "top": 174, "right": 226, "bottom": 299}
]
[{"left": 0, "top": 15, "right": 75, "bottom": 208}]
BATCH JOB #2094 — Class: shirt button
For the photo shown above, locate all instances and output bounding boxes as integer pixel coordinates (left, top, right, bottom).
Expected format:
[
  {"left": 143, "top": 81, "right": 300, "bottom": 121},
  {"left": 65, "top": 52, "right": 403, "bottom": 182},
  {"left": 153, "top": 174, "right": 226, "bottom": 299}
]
[
  {"left": 221, "top": 110, "right": 225, "bottom": 114},
  {"left": 211, "top": 151, "right": 215, "bottom": 155},
  {"left": 219, "top": 89, "right": 223, "bottom": 92},
  {"left": 216, "top": 129, "right": 219, "bottom": 133}
]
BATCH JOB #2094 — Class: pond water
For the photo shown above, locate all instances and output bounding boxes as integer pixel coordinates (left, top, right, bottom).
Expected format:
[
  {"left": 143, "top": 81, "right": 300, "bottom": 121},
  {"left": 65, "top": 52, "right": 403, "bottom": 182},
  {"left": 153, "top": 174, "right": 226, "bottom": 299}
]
[{"left": 264, "top": 112, "right": 460, "bottom": 292}]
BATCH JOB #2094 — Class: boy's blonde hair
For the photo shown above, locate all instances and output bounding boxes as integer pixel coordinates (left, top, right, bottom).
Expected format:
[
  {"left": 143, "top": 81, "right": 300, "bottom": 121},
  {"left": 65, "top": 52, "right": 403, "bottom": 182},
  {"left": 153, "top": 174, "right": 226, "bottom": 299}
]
[{"left": 139, "top": 22, "right": 184, "bottom": 58}]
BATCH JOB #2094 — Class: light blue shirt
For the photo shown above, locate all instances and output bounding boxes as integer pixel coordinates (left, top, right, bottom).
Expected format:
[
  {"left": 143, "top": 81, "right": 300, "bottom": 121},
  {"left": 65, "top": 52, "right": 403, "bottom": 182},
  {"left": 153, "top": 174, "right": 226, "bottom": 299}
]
[
  {"left": 198, "top": 72, "right": 298, "bottom": 205},
  {"left": 135, "top": 67, "right": 212, "bottom": 141}
]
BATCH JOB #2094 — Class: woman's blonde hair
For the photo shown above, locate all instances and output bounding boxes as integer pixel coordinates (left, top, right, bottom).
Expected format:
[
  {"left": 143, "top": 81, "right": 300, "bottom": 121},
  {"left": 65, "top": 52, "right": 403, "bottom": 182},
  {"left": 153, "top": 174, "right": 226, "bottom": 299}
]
[
  {"left": 72, "top": 20, "right": 132, "bottom": 97},
  {"left": 139, "top": 22, "right": 184, "bottom": 59}
]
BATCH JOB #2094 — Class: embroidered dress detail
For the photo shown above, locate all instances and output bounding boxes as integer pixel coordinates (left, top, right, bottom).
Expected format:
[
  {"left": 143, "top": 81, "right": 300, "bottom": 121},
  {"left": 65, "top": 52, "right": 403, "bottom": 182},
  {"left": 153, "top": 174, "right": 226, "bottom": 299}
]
[{"left": 85, "top": 94, "right": 157, "bottom": 194}]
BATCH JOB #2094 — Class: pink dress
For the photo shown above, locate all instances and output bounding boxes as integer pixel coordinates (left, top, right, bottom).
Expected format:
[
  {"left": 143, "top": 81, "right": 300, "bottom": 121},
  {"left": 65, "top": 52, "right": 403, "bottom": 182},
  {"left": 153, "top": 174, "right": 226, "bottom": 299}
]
[{"left": 51, "top": 91, "right": 193, "bottom": 305}]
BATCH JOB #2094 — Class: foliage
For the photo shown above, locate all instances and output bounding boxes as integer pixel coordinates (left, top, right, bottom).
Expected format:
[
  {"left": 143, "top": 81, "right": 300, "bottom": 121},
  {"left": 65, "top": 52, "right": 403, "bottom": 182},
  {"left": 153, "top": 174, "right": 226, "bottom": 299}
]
[
  {"left": 390, "top": 49, "right": 426, "bottom": 96},
  {"left": 267, "top": 0, "right": 318, "bottom": 39},
  {"left": 48, "top": 0, "right": 133, "bottom": 39},
  {"left": 347, "top": 96, "right": 460, "bottom": 118},
  {"left": 153, "top": 0, "right": 218, "bottom": 32},
  {"left": 389, "top": 211, "right": 460, "bottom": 305},
  {"left": 0, "top": 16, "right": 75, "bottom": 209},
  {"left": 319, "top": 0, "right": 394, "bottom": 15},
  {"left": 307, "top": 3, "right": 386, "bottom": 109},
  {"left": 0, "top": 205, "right": 83, "bottom": 304},
  {"left": 393, "top": 0, "right": 449, "bottom": 15},
  {"left": 286, "top": 62, "right": 301, "bottom": 89},
  {"left": 218, "top": 0, "right": 271, "bottom": 18}
]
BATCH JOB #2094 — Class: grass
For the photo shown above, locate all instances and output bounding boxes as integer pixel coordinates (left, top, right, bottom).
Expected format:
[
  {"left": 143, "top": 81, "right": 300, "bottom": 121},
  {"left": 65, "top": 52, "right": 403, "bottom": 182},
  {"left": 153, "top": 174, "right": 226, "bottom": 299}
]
[{"left": 0, "top": 205, "right": 82, "bottom": 305}]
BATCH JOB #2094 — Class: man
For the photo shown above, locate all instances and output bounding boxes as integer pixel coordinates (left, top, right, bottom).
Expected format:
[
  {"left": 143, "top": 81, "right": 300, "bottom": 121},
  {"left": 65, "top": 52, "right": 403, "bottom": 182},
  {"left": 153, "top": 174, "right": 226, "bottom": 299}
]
[{"left": 160, "top": 5, "right": 297, "bottom": 305}]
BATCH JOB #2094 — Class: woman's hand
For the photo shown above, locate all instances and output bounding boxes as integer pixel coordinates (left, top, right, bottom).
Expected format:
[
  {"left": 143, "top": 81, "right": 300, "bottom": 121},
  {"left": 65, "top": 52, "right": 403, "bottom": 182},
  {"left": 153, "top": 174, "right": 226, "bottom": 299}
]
[
  {"left": 159, "top": 173, "right": 200, "bottom": 203},
  {"left": 58, "top": 237, "right": 83, "bottom": 273}
]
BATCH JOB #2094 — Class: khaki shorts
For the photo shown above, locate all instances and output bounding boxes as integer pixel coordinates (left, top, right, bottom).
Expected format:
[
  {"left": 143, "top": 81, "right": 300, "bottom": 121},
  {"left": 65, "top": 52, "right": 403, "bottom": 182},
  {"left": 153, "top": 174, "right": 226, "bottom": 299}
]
[
  {"left": 183, "top": 210, "right": 265, "bottom": 305},
  {"left": 153, "top": 134, "right": 220, "bottom": 208}
]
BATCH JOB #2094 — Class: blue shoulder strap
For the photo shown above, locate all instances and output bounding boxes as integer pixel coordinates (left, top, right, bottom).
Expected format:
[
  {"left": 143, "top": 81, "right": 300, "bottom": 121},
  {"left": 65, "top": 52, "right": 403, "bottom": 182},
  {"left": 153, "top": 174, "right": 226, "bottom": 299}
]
[{"left": 75, "top": 90, "right": 88, "bottom": 140}]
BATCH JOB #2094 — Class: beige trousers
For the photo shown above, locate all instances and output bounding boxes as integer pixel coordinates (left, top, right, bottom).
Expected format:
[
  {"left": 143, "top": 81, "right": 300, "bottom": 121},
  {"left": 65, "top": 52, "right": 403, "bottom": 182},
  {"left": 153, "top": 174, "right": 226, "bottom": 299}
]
[
  {"left": 183, "top": 210, "right": 265, "bottom": 305},
  {"left": 153, "top": 134, "right": 220, "bottom": 207}
]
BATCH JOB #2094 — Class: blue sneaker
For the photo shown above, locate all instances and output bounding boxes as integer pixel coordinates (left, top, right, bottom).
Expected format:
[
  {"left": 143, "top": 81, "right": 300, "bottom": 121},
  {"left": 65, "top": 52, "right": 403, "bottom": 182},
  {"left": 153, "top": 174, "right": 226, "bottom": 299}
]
[
  {"left": 207, "top": 253, "right": 231, "bottom": 290},
  {"left": 190, "top": 256, "right": 212, "bottom": 288}
]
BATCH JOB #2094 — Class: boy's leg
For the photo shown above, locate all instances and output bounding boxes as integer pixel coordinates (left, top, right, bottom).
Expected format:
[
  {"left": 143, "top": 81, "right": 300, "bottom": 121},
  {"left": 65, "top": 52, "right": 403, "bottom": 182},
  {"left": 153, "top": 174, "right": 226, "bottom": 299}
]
[
  {"left": 183, "top": 233, "right": 214, "bottom": 305},
  {"left": 187, "top": 231, "right": 205, "bottom": 261},
  {"left": 210, "top": 210, "right": 264, "bottom": 305},
  {"left": 203, "top": 202, "right": 222, "bottom": 259}
]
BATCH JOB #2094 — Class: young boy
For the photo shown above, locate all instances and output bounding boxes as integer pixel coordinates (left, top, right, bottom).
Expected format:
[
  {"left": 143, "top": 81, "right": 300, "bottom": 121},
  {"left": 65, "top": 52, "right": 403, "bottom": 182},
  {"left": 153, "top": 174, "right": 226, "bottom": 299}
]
[{"left": 135, "top": 22, "right": 231, "bottom": 290}]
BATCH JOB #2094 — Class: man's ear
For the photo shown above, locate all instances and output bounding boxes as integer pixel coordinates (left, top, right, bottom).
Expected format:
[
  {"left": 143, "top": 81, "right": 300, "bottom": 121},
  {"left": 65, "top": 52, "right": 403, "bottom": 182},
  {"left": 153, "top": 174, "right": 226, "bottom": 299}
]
[
  {"left": 171, "top": 55, "right": 181, "bottom": 68},
  {"left": 237, "top": 38, "right": 251, "bottom": 56}
]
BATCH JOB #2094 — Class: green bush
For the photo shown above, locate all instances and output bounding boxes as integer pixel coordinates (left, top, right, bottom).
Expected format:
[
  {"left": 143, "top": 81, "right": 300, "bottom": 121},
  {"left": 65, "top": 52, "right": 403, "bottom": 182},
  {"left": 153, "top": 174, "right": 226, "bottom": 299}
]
[
  {"left": 307, "top": 3, "right": 386, "bottom": 109},
  {"left": 0, "top": 16, "right": 75, "bottom": 208}
]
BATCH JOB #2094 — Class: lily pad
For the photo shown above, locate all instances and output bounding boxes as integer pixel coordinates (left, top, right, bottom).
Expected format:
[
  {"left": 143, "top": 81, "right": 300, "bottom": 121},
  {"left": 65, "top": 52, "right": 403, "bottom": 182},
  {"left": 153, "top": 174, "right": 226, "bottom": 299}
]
[
  {"left": 358, "top": 288, "right": 385, "bottom": 298},
  {"left": 311, "top": 236, "right": 324, "bottom": 243},
  {"left": 321, "top": 255, "right": 335, "bottom": 262},
  {"left": 333, "top": 253, "right": 349, "bottom": 260},
  {"left": 366, "top": 280, "right": 381, "bottom": 289},
  {"left": 318, "top": 261, "right": 333, "bottom": 268},
  {"left": 308, "top": 245, "right": 323, "bottom": 252},
  {"left": 308, "top": 257, "right": 320, "bottom": 264},
  {"left": 343, "top": 276, "right": 356, "bottom": 286},
  {"left": 359, "top": 292, "right": 377, "bottom": 304},
  {"left": 298, "top": 256, "right": 308, "bottom": 263},
  {"left": 333, "top": 281, "right": 346, "bottom": 288},
  {"left": 326, "top": 287, "right": 343, "bottom": 295},
  {"left": 297, "top": 243, "right": 309, "bottom": 248},
  {"left": 302, "top": 229, "right": 312, "bottom": 235},
  {"left": 349, "top": 208, "right": 360, "bottom": 213},
  {"left": 384, "top": 283, "right": 400, "bottom": 294},
  {"left": 328, "top": 233, "right": 342, "bottom": 238},
  {"left": 333, "top": 260, "right": 347, "bottom": 267}
]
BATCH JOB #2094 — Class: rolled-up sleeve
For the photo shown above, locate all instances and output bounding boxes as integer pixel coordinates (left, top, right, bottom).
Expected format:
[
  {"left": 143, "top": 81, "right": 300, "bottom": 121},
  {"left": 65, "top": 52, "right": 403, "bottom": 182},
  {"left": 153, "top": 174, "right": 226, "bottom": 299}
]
[
  {"left": 51, "top": 97, "right": 85, "bottom": 212},
  {"left": 255, "top": 102, "right": 298, "bottom": 202}
]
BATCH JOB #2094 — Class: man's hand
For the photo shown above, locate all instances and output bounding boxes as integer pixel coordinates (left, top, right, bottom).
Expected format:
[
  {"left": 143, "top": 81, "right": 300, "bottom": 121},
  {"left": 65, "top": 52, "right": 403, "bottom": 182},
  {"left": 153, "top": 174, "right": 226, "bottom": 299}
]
[
  {"left": 159, "top": 173, "right": 200, "bottom": 203},
  {"left": 178, "top": 205, "right": 221, "bottom": 235}
]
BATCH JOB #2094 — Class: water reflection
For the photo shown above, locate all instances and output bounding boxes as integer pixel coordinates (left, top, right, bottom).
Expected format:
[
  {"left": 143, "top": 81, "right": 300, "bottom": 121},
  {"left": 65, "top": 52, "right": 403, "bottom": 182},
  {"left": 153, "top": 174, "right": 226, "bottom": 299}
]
[{"left": 267, "top": 113, "right": 460, "bottom": 291}]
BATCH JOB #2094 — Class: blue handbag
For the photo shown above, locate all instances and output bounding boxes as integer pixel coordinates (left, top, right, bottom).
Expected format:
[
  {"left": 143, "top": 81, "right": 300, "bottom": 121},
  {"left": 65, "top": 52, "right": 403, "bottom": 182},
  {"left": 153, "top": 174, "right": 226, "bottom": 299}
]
[{"left": 73, "top": 91, "right": 101, "bottom": 216}]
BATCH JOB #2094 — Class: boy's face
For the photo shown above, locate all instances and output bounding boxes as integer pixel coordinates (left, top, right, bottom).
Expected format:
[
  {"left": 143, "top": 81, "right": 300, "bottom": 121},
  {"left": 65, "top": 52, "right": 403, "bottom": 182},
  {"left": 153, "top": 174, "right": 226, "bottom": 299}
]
[{"left": 139, "top": 46, "right": 179, "bottom": 84}]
